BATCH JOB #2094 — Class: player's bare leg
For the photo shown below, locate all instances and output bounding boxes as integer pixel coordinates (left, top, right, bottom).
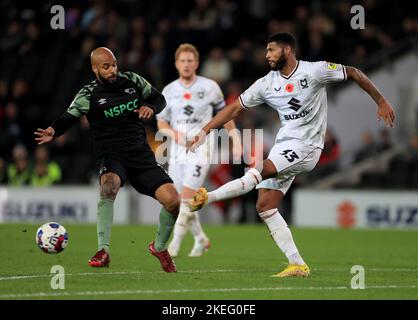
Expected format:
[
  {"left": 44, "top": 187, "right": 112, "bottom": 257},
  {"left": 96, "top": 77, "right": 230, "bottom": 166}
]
[
  {"left": 190, "top": 159, "right": 277, "bottom": 211},
  {"left": 169, "top": 186, "right": 210, "bottom": 257},
  {"left": 256, "top": 189, "right": 309, "bottom": 277},
  {"left": 149, "top": 183, "right": 180, "bottom": 272},
  {"left": 89, "top": 172, "right": 121, "bottom": 267}
]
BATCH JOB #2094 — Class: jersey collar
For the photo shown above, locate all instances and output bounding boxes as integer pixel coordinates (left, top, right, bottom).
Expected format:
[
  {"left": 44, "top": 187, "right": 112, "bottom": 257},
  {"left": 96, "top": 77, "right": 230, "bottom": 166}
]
[
  {"left": 279, "top": 60, "right": 299, "bottom": 79},
  {"left": 178, "top": 76, "right": 198, "bottom": 89}
]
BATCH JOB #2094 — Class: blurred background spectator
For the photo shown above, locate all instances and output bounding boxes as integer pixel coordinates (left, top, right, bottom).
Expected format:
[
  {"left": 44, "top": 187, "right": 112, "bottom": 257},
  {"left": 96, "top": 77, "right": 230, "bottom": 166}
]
[
  {"left": 406, "top": 133, "right": 418, "bottom": 162},
  {"left": 30, "top": 145, "right": 62, "bottom": 187},
  {"left": 309, "top": 128, "right": 341, "bottom": 180},
  {"left": 7, "top": 144, "right": 30, "bottom": 186},
  {"left": 0, "top": 156, "right": 7, "bottom": 184},
  {"left": 376, "top": 128, "right": 392, "bottom": 152},
  {"left": 201, "top": 47, "right": 232, "bottom": 85},
  {"left": 353, "top": 131, "right": 379, "bottom": 163}
]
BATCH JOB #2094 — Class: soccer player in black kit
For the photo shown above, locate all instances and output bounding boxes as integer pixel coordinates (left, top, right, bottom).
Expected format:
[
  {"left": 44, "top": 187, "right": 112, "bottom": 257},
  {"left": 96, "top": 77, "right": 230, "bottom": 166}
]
[{"left": 35, "top": 47, "right": 178, "bottom": 272}]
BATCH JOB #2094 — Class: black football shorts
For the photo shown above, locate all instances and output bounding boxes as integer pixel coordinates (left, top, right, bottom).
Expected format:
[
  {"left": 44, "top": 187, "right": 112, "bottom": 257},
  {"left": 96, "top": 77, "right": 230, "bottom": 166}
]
[{"left": 98, "top": 148, "right": 173, "bottom": 198}]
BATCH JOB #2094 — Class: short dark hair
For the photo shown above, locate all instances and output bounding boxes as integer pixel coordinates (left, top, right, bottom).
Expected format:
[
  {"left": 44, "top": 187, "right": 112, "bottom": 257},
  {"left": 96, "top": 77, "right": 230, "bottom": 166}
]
[{"left": 267, "top": 32, "right": 297, "bottom": 52}]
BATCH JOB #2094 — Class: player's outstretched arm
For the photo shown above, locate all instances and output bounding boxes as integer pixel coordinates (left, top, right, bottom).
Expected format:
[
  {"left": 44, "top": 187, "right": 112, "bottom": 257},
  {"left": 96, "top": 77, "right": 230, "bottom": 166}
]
[
  {"left": 34, "top": 127, "right": 55, "bottom": 145},
  {"left": 134, "top": 87, "right": 166, "bottom": 120},
  {"left": 34, "top": 112, "right": 79, "bottom": 145},
  {"left": 202, "top": 99, "right": 243, "bottom": 134},
  {"left": 345, "top": 66, "right": 395, "bottom": 128},
  {"left": 188, "top": 99, "right": 243, "bottom": 152},
  {"left": 143, "top": 87, "right": 167, "bottom": 114}
]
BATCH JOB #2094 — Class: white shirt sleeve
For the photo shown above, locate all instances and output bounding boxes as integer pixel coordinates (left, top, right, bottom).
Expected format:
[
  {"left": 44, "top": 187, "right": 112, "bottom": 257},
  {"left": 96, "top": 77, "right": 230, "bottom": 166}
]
[
  {"left": 157, "top": 86, "right": 171, "bottom": 122},
  {"left": 210, "top": 81, "right": 226, "bottom": 115},
  {"left": 238, "top": 78, "right": 266, "bottom": 109},
  {"left": 312, "top": 61, "right": 347, "bottom": 84}
]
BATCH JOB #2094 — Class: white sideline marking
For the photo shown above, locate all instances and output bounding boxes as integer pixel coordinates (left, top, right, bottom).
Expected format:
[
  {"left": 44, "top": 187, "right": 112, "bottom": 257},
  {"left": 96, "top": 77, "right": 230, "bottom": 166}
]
[
  {"left": 1, "top": 267, "right": 418, "bottom": 281},
  {"left": 0, "top": 269, "right": 239, "bottom": 281},
  {"left": 1, "top": 285, "right": 418, "bottom": 299}
]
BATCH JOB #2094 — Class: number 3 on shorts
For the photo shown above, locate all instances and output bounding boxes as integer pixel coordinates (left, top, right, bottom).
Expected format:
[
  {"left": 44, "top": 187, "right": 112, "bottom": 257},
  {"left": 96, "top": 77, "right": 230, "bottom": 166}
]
[
  {"left": 280, "top": 149, "right": 300, "bottom": 163},
  {"left": 193, "top": 165, "right": 202, "bottom": 177}
]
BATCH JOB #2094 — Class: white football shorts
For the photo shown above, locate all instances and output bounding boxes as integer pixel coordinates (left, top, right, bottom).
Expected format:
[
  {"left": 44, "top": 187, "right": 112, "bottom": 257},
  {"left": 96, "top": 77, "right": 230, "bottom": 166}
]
[
  {"left": 168, "top": 161, "right": 211, "bottom": 192},
  {"left": 256, "top": 140, "right": 322, "bottom": 194}
]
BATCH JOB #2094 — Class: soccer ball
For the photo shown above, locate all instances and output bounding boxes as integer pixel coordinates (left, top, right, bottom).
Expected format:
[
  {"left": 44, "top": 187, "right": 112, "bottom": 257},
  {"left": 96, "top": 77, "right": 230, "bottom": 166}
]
[{"left": 36, "top": 222, "right": 68, "bottom": 254}]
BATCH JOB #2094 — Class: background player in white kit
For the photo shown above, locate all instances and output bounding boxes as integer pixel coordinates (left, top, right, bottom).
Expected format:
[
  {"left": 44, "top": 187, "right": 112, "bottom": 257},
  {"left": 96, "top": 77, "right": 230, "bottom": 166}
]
[
  {"left": 157, "top": 44, "right": 240, "bottom": 257},
  {"left": 188, "top": 33, "right": 395, "bottom": 276}
]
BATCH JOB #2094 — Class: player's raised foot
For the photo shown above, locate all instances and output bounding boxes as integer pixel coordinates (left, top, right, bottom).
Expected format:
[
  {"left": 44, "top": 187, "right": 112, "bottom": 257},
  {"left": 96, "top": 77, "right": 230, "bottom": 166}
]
[
  {"left": 189, "top": 187, "right": 208, "bottom": 212},
  {"left": 271, "top": 264, "right": 310, "bottom": 278},
  {"left": 148, "top": 241, "right": 177, "bottom": 273},
  {"left": 167, "top": 242, "right": 180, "bottom": 258},
  {"left": 88, "top": 249, "right": 110, "bottom": 268},
  {"left": 188, "top": 238, "right": 211, "bottom": 257}
]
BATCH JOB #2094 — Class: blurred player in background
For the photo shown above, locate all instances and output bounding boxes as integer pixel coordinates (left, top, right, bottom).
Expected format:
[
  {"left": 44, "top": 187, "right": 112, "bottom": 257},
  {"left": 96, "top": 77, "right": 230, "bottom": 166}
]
[
  {"left": 158, "top": 43, "right": 241, "bottom": 257},
  {"left": 35, "top": 47, "right": 179, "bottom": 272},
  {"left": 188, "top": 33, "right": 395, "bottom": 277}
]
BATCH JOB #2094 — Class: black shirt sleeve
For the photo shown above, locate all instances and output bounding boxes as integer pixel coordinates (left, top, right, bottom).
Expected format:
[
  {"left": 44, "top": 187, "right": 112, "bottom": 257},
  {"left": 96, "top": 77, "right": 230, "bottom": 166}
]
[
  {"left": 51, "top": 112, "right": 80, "bottom": 137},
  {"left": 142, "top": 86, "right": 166, "bottom": 114}
]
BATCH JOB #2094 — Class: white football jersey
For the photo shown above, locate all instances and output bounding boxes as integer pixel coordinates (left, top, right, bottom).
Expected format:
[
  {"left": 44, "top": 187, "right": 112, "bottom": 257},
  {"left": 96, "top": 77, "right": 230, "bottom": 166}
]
[
  {"left": 239, "top": 60, "right": 347, "bottom": 149},
  {"left": 158, "top": 75, "right": 225, "bottom": 161}
]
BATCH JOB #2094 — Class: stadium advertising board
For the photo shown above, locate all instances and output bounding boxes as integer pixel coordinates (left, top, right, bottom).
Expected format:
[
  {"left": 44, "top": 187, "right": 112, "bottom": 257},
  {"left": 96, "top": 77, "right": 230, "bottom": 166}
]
[
  {"left": 0, "top": 187, "right": 129, "bottom": 223},
  {"left": 294, "top": 190, "right": 418, "bottom": 228}
]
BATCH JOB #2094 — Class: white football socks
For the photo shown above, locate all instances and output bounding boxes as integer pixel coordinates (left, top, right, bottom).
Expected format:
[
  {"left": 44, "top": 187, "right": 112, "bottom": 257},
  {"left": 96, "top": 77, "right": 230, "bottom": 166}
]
[
  {"left": 207, "top": 168, "right": 262, "bottom": 203},
  {"left": 188, "top": 211, "right": 207, "bottom": 244},
  {"left": 170, "top": 201, "right": 190, "bottom": 249},
  {"left": 259, "top": 208, "right": 305, "bottom": 265}
]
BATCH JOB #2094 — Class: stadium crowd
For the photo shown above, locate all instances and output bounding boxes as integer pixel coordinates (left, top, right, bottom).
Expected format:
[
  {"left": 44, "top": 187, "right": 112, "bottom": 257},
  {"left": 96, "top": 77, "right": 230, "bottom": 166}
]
[{"left": 0, "top": 0, "right": 417, "bottom": 193}]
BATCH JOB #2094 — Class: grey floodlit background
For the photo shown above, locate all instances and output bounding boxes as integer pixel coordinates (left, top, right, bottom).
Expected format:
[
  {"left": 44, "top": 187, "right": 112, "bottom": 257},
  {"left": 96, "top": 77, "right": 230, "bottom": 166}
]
[{"left": 0, "top": 0, "right": 418, "bottom": 227}]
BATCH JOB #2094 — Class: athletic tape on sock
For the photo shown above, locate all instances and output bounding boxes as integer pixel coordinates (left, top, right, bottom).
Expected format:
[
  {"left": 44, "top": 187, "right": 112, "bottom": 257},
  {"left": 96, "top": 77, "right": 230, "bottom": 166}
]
[{"left": 258, "top": 208, "right": 278, "bottom": 221}]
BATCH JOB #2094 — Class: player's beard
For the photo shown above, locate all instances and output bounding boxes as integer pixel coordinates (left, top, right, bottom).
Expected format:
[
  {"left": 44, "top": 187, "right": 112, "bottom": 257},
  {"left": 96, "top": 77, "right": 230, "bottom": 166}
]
[
  {"left": 98, "top": 73, "right": 119, "bottom": 88},
  {"left": 270, "top": 55, "right": 287, "bottom": 71}
]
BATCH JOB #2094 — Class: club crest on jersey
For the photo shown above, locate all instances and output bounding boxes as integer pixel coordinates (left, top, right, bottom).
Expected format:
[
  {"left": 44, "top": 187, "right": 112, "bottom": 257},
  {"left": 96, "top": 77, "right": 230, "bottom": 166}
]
[
  {"left": 327, "top": 62, "right": 338, "bottom": 70},
  {"left": 124, "top": 88, "right": 136, "bottom": 94},
  {"left": 198, "top": 91, "right": 205, "bottom": 99},
  {"left": 300, "top": 79, "right": 308, "bottom": 89}
]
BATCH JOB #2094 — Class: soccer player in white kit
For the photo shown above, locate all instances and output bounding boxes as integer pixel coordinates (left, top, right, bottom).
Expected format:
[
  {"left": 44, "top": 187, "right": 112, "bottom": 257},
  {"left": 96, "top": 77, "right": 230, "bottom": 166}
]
[
  {"left": 157, "top": 44, "right": 240, "bottom": 257},
  {"left": 188, "top": 33, "right": 395, "bottom": 276}
]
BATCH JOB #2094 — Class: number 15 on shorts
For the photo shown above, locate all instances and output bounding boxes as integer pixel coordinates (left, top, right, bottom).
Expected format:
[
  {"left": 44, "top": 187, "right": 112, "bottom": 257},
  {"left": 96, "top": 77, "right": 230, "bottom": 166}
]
[{"left": 280, "top": 149, "right": 299, "bottom": 162}]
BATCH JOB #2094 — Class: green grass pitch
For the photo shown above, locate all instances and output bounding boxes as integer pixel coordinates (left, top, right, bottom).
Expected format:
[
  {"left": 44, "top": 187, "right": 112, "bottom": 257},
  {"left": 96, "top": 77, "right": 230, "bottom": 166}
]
[{"left": 0, "top": 223, "right": 417, "bottom": 300}]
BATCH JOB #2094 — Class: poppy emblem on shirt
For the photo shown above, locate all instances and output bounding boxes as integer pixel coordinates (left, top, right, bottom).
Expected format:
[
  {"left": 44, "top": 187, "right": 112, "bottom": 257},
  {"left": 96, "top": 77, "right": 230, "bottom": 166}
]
[
  {"left": 285, "top": 84, "right": 294, "bottom": 93},
  {"left": 183, "top": 92, "right": 192, "bottom": 100}
]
